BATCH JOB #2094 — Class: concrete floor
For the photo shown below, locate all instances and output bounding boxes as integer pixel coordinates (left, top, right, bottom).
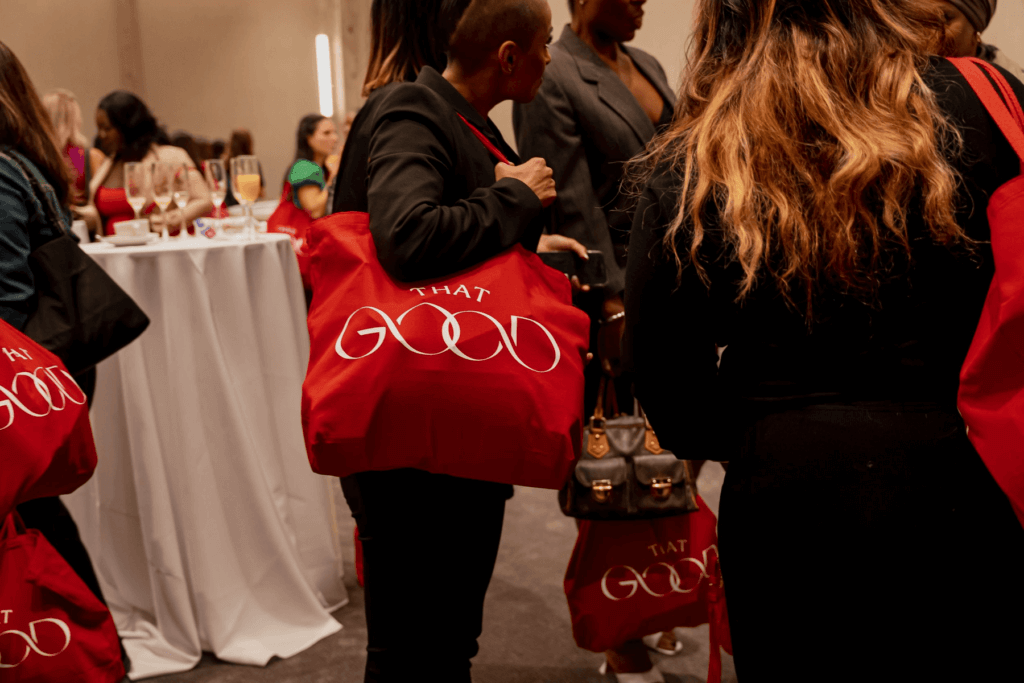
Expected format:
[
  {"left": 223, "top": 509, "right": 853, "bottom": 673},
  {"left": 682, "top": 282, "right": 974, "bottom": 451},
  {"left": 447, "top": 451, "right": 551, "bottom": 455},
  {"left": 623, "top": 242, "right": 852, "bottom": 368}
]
[{"left": 150, "top": 465, "right": 736, "bottom": 683}]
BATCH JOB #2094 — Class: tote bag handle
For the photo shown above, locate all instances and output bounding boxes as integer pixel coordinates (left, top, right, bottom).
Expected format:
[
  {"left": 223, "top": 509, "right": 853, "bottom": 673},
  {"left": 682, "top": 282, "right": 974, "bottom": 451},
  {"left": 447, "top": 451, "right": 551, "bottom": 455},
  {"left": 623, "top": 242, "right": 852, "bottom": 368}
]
[
  {"left": 456, "top": 113, "right": 512, "bottom": 165},
  {"left": 947, "top": 57, "right": 1024, "bottom": 167}
]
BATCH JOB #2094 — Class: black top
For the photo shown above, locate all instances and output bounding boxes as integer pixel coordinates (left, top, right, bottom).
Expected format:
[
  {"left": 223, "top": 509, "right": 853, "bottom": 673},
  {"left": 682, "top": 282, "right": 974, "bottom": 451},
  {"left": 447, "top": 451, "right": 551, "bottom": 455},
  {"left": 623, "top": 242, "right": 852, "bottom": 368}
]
[
  {"left": 513, "top": 25, "right": 676, "bottom": 294},
  {"left": 330, "top": 67, "right": 544, "bottom": 282},
  {"left": 623, "top": 58, "right": 1024, "bottom": 459}
]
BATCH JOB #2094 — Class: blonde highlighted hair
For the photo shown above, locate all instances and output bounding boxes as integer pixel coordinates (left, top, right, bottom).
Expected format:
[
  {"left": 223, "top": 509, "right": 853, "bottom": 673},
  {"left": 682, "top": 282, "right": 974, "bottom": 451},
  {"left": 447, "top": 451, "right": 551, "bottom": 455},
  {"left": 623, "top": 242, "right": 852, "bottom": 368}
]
[
  {"left": 637, "top": 0, "right": 963, "bottom": 317},
  {"left": 42, "top": 89, "right": 88, "bottom": 150}
]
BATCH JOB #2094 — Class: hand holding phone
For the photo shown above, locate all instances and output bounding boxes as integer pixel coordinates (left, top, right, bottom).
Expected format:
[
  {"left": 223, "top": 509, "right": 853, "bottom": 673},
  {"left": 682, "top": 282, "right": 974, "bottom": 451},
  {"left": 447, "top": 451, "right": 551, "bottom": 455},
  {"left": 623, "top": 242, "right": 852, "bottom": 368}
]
[{"left": 538, "top": 249, "right": 608, "bottom": 288}]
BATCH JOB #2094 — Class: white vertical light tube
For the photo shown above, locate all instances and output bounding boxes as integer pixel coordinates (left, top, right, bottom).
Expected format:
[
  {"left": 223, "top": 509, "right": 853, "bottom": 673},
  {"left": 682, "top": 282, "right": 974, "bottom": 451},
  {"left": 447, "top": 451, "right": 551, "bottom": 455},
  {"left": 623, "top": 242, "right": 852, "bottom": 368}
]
[{"left": 315, "top": 34, "right": 334, "bottom": 118}]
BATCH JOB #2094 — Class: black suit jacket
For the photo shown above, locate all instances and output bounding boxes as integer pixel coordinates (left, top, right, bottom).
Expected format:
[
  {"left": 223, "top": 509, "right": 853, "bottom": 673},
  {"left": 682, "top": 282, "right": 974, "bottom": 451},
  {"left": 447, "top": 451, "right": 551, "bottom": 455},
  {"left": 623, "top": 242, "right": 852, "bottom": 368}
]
[
  {"left": 513, "top": 25, "right": 676, "bottom": 294},
  {"left": 331, "top": 67, "right": 544, "bottom": 282}
]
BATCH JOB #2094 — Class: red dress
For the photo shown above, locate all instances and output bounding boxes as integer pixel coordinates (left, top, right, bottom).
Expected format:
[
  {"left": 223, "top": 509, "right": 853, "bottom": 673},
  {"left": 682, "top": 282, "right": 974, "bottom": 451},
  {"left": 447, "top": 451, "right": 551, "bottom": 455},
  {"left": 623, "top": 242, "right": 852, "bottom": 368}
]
[{"left": 94, "top": 187, "right": 136, "bottom": 236}]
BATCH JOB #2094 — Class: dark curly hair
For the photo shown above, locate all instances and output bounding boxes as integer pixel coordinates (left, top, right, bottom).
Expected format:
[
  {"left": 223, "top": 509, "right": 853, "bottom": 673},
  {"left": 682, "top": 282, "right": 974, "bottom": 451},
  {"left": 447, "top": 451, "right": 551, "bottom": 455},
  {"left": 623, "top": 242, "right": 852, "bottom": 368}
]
[{"left": 97, "top": 90, "right": 164, "bottom": 162}]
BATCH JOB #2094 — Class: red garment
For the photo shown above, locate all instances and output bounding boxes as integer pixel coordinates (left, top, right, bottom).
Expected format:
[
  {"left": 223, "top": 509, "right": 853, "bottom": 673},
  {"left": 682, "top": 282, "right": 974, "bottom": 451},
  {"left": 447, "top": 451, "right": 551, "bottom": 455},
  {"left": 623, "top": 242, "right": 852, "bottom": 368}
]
[{"left": 93, "top": 186, "right": 135, "bottom": 236}]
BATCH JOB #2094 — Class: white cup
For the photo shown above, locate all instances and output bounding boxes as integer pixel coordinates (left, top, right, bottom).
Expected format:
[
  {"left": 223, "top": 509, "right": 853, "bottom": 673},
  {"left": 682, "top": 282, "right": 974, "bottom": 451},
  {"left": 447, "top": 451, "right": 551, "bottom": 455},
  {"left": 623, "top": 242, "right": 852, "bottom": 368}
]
[{"left": 114, "top": 219, "right": 150, "bottom": 237}]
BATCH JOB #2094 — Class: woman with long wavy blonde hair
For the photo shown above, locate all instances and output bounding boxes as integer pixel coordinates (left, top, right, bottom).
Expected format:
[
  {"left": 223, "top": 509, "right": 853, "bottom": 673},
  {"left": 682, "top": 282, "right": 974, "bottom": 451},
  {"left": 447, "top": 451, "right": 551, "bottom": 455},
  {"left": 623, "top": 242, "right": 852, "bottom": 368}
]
[
  {"left": 41, "top": 89, "right": 105, "bottom": 206},
  {"left": 623, "top": 0, "right": 1024, "bottom": 677}
]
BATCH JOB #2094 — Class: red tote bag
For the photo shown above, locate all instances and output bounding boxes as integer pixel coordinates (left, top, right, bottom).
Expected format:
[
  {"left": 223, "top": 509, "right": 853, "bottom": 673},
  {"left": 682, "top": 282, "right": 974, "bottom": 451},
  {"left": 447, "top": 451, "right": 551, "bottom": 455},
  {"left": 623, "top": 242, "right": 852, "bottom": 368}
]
[
  {"left": 302, "top": 116, "right": 589, "bottom": 489},
  {"left": 948, "top": 58, "right": 1024, "bottom": 527},
  {"left": 267, "top": 182, "right": 313, "bottom": 290},
  {"left": 564, "top": 497, "right": 732, "bottom": 683},
  {"left": 0, "top": 514, "right": 125, "bottom": 682},
  {"left": 0, "top": 319, "right": 97, "bottom": 519},
  {"left": 302, "top": 210, "right": 590, "bottom": 489}
]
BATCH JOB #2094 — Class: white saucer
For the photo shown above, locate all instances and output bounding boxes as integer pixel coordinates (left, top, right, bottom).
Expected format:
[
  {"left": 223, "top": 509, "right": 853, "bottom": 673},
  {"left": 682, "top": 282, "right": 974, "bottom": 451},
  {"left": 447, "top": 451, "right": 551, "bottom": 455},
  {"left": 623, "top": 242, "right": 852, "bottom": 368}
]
[{"left": 104, "top": 234, "right": 158, "bottom": 247}]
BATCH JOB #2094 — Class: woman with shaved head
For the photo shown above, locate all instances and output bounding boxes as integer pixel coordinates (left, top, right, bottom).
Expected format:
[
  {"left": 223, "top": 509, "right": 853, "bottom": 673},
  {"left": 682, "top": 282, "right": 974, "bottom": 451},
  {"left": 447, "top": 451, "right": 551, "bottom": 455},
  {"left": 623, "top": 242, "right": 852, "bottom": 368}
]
[{"left": 332, "top": 1, "right": 584, "bottom": 680}]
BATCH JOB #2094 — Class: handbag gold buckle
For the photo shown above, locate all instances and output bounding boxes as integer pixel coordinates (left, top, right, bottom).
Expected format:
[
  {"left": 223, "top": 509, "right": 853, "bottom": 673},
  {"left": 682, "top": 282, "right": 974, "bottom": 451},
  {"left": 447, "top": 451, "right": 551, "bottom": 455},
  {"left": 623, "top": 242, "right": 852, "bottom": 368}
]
[
  {"left": 651, "top": 477, "right": 673, "bottom": 501},
  {"left": 591, "top": 479, "right": 613, "bottom": 503},
  {"left": 586, "top": 417, "right": 610, "bottom": 458}
]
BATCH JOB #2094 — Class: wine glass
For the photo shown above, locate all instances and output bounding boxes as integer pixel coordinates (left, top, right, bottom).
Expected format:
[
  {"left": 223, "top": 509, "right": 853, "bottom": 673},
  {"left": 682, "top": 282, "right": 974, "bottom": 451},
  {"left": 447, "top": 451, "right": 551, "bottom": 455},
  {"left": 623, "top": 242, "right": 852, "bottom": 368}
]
[
  {"left": 230, "top": 155, "right": 260, "bottom": 240},
  {"left": 172, "top": 164, "right": 190, "bottom": 239},
  {"left": 124, "top": 162, "right": 148, "bottom": 220},
  {"left": 151, "top": 161, "right": 173, "bottom": 240},
  {"left": 205, "top": 159, "right": 227, "bottom": 237}
]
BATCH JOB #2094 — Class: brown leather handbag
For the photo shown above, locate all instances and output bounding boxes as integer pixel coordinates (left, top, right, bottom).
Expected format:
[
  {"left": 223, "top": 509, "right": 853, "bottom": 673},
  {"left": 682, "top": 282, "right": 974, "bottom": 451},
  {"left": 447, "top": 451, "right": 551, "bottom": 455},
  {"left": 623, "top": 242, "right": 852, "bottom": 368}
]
[{"left": 559, "top": 378, "right": 699, "bottom": 520}]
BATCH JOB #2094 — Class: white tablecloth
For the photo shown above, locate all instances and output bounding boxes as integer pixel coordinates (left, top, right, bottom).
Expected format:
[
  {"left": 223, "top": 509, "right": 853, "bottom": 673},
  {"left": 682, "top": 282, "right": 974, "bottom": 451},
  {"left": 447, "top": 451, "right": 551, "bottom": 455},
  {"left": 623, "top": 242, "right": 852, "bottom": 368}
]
[{"left": 64, "top": 235, "right": 346, "bottom": 680}]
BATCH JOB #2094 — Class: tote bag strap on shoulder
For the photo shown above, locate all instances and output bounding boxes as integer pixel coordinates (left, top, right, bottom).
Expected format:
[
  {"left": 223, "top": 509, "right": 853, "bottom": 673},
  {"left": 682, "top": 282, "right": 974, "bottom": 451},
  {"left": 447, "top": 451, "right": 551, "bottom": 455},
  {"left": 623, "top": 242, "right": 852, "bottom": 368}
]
[
  {"left": 456, "top": 113, "right": 512, "bottom": 165},
  {"left": 947, "top": 57, "right": 1024, "bottom": 167}
]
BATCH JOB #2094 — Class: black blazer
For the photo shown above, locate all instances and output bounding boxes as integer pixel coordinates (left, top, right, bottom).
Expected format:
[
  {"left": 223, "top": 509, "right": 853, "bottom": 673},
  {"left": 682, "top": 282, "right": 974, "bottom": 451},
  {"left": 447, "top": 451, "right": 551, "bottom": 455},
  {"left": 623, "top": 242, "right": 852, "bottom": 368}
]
[
  {"left": 330, "top": 67, "right": 544, "bottom": 283},
  {"left": 513, "top": 25, "right": 676, "bottom": 294}
]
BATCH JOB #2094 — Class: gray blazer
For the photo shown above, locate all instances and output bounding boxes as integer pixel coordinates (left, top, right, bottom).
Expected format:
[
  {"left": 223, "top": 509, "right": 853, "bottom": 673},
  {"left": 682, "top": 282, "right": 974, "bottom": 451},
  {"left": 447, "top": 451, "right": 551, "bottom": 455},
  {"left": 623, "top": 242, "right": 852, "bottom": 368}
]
[{"left": 513, "top": 25, "right": 676, "bottom": 294}]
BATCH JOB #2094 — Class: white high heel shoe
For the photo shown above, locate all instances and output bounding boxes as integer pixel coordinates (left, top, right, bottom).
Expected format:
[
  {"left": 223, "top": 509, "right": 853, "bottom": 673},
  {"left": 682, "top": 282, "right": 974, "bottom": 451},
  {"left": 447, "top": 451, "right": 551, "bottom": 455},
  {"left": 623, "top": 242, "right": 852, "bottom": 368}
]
[
  {"left": 642, "top": 632, "right": 684, "bottom": 656},
  {"left": 598, "top": 660, "right": 665, "bottom": 682}
]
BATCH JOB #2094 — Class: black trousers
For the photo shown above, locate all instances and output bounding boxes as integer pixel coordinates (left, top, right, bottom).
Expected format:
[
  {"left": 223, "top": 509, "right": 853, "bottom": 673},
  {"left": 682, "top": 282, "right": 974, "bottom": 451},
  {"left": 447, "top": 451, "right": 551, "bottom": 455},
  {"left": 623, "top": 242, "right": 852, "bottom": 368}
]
[
  {"left": 340, "top": 469, "right": 510, "bottom": 683},
  {"left": 718, "top": 402, "right": 1024, "bottom": 681}
]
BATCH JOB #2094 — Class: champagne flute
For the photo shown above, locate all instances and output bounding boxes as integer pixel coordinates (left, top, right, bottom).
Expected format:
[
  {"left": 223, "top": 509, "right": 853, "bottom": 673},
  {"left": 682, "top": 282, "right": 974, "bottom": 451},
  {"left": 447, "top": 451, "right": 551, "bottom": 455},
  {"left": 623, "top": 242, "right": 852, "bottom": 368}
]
[
  {"left": 124, "top": 162, "right": 148, "bottom": 221},
  {"left": 230, "top": 155, "right": 260, "bottom": 240},
  {"left": 151, "top": 161, "right": 173, "bottom": 240},
  {"left": 172, "top": 164, "right": 190, "bottom": 239},
  {"left": 205, "top": 159, "right": 227, "bottom": 237}
]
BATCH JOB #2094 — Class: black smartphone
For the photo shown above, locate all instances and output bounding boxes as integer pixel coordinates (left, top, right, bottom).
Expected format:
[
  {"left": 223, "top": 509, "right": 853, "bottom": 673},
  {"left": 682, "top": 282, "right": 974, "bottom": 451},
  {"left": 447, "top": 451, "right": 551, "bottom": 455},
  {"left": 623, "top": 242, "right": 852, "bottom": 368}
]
[{"left": 538, "top": 250, "right": 607, "bottom": 288}]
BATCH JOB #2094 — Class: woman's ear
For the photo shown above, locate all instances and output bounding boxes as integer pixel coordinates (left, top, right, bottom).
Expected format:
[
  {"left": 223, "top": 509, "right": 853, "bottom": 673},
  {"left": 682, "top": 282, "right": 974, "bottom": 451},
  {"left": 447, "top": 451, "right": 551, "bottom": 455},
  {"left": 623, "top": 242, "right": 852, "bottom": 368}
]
[{"left": 498, "top": 40, "right": 519, "bottom": 75}]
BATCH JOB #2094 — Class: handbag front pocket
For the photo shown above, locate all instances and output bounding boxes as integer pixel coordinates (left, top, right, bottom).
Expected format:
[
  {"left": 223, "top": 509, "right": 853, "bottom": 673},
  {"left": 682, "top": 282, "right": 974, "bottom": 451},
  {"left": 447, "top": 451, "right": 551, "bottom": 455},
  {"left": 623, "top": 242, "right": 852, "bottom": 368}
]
[
  {"left": 632, "top": 454, "right": 698, "bottom": 517},
  {"left": 567, "top": 457, "right": 629, "bottom": 520}
]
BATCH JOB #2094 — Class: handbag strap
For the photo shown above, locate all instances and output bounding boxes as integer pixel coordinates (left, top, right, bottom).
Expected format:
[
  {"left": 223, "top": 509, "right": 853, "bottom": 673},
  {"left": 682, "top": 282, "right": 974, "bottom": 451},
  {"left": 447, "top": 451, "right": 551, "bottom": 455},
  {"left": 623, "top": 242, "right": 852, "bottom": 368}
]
[
  {"left": 4, "top": 150, "right": 72, "bottom": 236},
  {"left": 947, "top": 57, "right": 1024, "bottom": 169},
  {"left": 592, "top": 375, "right": 606, "bottom": 422},
  {"left": 456, "top": 113, "right": 512, "bottom": 166}
]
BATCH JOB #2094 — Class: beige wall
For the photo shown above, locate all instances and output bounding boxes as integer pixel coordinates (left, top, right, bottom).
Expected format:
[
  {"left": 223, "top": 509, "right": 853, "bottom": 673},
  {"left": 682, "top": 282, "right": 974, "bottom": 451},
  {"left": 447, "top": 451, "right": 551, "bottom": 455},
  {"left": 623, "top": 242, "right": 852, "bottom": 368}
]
[
  {"left": 984, "top": 1, "right": 1024, "bottom": 67},
  {"left": 0, "top": 0, "right": 122, "bottom": 143},
  {"left": 134, "top": 0, "right": 325, "bottom": 194}
]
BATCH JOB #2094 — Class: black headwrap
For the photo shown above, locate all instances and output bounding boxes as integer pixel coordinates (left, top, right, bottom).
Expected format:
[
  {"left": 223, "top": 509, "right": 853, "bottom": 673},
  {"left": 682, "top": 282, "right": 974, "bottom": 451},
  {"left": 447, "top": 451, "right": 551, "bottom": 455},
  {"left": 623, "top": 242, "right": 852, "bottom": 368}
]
[{"left": 947, "top": 0, "right": 997, "bottom": 32}]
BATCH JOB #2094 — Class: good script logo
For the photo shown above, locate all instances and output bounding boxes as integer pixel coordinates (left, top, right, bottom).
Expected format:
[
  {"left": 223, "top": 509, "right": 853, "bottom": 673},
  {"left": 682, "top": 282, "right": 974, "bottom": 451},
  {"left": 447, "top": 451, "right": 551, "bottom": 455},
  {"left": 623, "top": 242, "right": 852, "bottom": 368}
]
[
  {"left": 334, "top": 285, "right": 561, "bottom": 373},
  {"left": 0, "top": 348, "right": 86, "bottom": 430},
  {"left": 0, "top": 612, "right": 71, "bottom": 669},
  {"left": 601, "top": 545, "right": 720, "bottom": 601}
]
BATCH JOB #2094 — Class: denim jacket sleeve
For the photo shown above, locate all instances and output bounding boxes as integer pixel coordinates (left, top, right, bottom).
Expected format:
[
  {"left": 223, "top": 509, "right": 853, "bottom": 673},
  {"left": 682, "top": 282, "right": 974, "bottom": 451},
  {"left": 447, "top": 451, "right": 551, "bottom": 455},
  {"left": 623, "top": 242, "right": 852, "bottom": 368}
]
[{"left": 0, "top": 151, "right": 69, "bottom": 330}]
